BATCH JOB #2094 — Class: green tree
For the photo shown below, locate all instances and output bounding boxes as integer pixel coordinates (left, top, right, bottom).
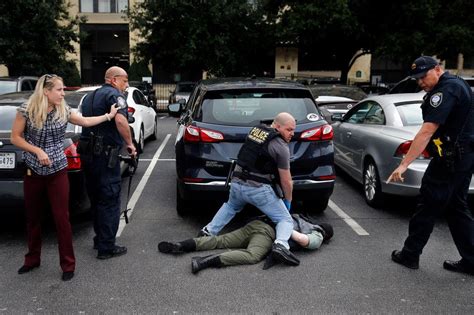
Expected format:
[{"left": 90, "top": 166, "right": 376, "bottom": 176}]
[
  {"left": 129, "top": 0, "right": 275, "bottom": 79},
  {"left": 0, "top": 0, "right": 85, "bottom": 82}
]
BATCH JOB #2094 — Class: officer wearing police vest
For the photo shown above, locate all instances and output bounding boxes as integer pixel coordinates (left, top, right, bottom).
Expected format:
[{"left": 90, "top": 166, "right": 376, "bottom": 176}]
[
  {"left": 387, "top": 56, "right": 474, "bottom": 276},
  {"left": 198, "top": 112, "right": 299, "bottom": 266},
  {"left": 80, "top": 66, "right": 136, "bottom": 260}
]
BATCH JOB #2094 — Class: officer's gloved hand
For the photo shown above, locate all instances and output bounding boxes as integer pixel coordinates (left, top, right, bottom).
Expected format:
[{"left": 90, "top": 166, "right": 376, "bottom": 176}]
[{"left": 283, "top": 199, "right": 291, "bottom": 211}]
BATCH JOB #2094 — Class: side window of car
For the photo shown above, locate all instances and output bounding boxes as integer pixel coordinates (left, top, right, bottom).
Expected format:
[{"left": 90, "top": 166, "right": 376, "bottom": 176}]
[
  {"left": 363, "top": 103, "right": 385, "bottom": 125},
  {"left": 21, "top": 80, "right": 33, "bottom": 91},
  {"left": 344, "top": 102, "right": 372, "bottom": 124},
  {"left": 133, "top": 90, "right": 145, "bottom": 105}
]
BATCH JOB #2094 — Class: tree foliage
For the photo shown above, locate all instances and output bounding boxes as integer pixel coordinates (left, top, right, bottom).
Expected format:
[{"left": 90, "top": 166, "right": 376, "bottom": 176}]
[
  {"left": 129, "top": 0, "right": 474, "bottom": 81},
  {"left": 0, "top": 0, "right": 85, "bottom": 85},
  {"left": 129, "top": 0, "right": 275, "bottom": 78}
]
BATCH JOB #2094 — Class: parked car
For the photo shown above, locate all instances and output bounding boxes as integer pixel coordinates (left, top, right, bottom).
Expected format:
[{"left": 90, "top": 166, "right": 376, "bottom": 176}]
[
  {"left": 316, "top": 96, "right": 357, "bottom": 124},
  {"left": 77, "top": 86, "right": 158, "bottom": 153},
  {"left": 308, "top": 84, "right": 367, "bottom": 101},
  {"left": 170, "top": 77, "right": 335, "bottom": 215},
  {"left": 0, "top": 92, "right": 89, "bottom": 212},
  {"left": 388, "top": 76, "right": 474, "bottom": 94},
  {"left": 332, "top": 93, "right": 474, "bottom": 207},
  {"left": 0, "top": 76, "right": 38, "bottom": 95},
  {"left": 168, "top": 81, "right": 195, "bottom": 105},
  {"left": 129, "top": 80, "right": 157, "bottom": 110}
]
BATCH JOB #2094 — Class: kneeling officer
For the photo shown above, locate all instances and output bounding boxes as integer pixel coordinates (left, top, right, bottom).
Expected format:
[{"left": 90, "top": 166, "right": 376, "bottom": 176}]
[{"left": 80, "top": 66, "right": 136, "bottom": 260}]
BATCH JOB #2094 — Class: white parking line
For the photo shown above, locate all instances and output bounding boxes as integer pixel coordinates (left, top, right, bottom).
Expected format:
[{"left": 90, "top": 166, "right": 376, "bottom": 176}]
[
  {"left": 139, "top": 158, "right": 175, "bottom": 162},
  {"left": 117, "top": 134, "right": 171, "bottom": 237},
  {"left": 328, "top": 199, "right": 369, "bottom": 236},
  {"left": 159, "top": 116, "right": 167, "bottom": 120}
]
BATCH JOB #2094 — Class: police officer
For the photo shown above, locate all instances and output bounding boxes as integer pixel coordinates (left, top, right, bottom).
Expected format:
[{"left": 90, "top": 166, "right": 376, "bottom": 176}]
[
  {"left": 198, "top": 112, "right": 299, "bottom": 266},
  {"left": 387, "top": 56, "right": 474, "bottom": 276},
  {"left": 80, "top": 66, "right": 137, "bottom": 260}
]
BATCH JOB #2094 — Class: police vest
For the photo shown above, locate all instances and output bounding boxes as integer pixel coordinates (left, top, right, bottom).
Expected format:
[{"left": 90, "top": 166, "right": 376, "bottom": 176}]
[{"left": 236, "top": 124, "right": 281, "bottom": 181}]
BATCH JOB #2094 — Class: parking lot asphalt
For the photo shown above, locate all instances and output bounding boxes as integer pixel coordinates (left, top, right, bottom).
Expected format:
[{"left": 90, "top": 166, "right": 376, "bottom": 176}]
[{"left": 0, "top": 114, "right": 472, "bottom": 314}]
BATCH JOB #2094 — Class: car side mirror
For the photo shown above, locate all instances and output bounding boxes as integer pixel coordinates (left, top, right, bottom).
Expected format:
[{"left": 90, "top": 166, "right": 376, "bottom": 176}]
[{"left": 168, "top": 103, "right": 182, "bottom": 117}]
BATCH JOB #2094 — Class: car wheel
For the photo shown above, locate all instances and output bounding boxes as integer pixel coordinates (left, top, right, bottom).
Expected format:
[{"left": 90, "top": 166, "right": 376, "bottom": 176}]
[
  {"left": 176, "top": 183, "right": 191, "bottom": 216},
  {"left": 138, "top": 127, "right": 145, "bottom": 153},
  {"left": 363, "top": 159, "right": 384, "bottom": 207},
  {"left": 302, "top": 197, "right": 329, "bottom": 214},
  {"left": 149, "top": 117, "right": 158, "bottom": 141}
]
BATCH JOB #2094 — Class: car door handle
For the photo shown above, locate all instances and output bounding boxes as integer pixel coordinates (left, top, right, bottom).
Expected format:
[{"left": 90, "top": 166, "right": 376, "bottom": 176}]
[{"left": 346, "top": 131, "right": 352, "bottom": 137}]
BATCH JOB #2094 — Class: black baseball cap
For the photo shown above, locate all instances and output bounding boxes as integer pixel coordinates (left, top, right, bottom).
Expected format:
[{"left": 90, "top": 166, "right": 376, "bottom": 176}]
[{"left": 410, "top": 56, "right": 439, "bottom": 78}]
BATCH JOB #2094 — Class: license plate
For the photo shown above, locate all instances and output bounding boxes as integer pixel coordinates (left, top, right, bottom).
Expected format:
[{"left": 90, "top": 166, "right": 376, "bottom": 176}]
[{"left": 0, "top": 152, "right": 16, "bottom": 169}]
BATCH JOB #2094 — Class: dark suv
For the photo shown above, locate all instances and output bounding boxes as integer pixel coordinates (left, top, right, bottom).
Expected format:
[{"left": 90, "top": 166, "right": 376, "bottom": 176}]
[
  {"left": 0, "top": 76, "right": 38, "bottom": 95},
  {"left": 170, "top": 77, "right": 335, "bottom": 215}
]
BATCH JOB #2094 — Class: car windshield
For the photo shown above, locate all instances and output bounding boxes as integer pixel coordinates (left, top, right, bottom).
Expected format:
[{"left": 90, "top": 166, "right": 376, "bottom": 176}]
[
  {"left": 64, "top": 92, "right": 87, "bottom": 108},
  {"left": 0, "top": 105, "right": 18, "bottom": 131},
  {"left": 198, "top": 89, "right": 319, "bottom": 126},
  {"left": 0, "top": 81, "right": 17, "bottom": 94},
  {"left": 309, "top": 85, "right": 367, "bottom": 101},
  {"left": 176, "top": 83, "right": 194, "bottom": 93},
  {"left": 395, "top": 102, "right": 423, "bottom": 126}
]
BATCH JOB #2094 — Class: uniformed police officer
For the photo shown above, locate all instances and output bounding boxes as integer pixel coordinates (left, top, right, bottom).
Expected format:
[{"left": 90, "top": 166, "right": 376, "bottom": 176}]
[
  {"left": 198, "top": 112, "right": 299, "bottom": 266},
  {"left": 387, "top": 56, "right": 474, "bottom": 276},
  {"left": 80, "top": 66, "right": 137, "bottom": 260}
]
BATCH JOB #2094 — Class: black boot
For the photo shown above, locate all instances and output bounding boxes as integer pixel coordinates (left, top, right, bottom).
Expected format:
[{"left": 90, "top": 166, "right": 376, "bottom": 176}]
[
  {"left": 158, "top": 239, "right": 196, "bottom": 254},
  {"left": 191, "top": 255, "right": 222, "bottom": 274}
]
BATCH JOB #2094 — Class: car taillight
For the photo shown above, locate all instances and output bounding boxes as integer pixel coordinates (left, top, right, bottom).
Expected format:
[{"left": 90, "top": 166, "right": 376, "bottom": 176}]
[
  {"left": 300, "top": 124, "right": 333, "bottom": 141},
  {"left": 65, "top": 142, "right": 81, "bottom": 170},
  {"left": 394, "top": 140, "right": 430, "bottom": 159},
  {"left": 184, "top": 126, "right": 224, "bottom": 143},
  {"left": 128, "top": 106, "right": 135, "bottom": 115}
]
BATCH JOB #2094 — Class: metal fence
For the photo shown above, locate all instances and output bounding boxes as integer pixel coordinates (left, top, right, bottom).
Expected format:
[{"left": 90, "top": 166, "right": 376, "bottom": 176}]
[{"left": 153, "top": 83, "right": 175, "bottom": 112}]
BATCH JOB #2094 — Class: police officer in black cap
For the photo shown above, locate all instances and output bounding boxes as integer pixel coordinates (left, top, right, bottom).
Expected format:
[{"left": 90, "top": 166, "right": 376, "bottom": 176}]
[
  {"left": 80, "top": 66, "right": 137, "bottom": 260},
  {"left": 387, "top": 56, "right": 474, "bottom": 276}
]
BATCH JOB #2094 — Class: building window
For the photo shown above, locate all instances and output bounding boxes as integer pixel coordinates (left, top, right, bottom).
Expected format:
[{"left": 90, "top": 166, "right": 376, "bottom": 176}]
[
  {"left": 80, "top": 0, "right": 93, "bottom": 12},
  {"left": 80, "top": 0, "right": 128, "bottom": 13},
  {"left": 356, "top": 70, "right": 362, "bottom": 78}
]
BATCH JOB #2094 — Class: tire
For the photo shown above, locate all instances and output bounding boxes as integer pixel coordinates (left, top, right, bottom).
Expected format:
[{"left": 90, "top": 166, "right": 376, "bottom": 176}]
[
  {"left": 138, "top": 127, "right": 145, "bottom": 153},
  {"left": 302, "top": 197, "right": 329, "bottom": 214},
  {"left": 149, "top": 117, "right": 158, "bottom": 141},
  {"left": 176, "top": 183, "right": 191, "bottom": 216},
  {"left": 363, "top": 159, "right": 384, "bottom": 207}
]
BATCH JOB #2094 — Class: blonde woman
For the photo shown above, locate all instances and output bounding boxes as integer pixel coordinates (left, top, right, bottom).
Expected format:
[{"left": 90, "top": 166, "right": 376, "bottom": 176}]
[{"left": 11, "top": 74, "right": 118, "bottom": 281}]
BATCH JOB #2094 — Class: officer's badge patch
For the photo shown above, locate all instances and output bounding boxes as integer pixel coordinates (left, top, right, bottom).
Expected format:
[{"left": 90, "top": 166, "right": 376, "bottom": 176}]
[
  {"left": 430, "top": 92, "right": 443, "bottom": 107},
  {"left": 117, "top": 96, "right": 127, "bottom": 109}
]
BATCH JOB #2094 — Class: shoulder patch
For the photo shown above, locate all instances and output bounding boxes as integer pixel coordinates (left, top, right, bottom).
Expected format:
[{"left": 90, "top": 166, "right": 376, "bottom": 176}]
[
  {"left": 117, "top": 96, "right": 127, "bottom": 109},
  {"left": 430, "top": 92, "right": 443, "bottom": 108}
]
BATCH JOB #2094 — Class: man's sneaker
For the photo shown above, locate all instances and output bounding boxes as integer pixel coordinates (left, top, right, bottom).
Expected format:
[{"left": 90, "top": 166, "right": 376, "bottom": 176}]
[
  {"left": 158, "top": 242, "right": 182, "bottom": 254},
  {"left": 391, "top": 250, "right": 419, "bottom": 269},
  {"left": 271, "top": 243, "right": 300, "bottom": 266},
  {"left": 97, "top": 245, "right": 127, "bottom": 260},
  {"left": 443, "top": 259, "right": 474, "bottom": 276},
  {"left": 197, "top": 227, "right": 212, "bottom": 237}
]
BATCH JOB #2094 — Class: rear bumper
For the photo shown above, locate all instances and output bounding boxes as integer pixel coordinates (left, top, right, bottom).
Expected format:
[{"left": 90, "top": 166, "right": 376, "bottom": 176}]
[{"left": 178, "top": 178, "right": 335, "bottom": 201}]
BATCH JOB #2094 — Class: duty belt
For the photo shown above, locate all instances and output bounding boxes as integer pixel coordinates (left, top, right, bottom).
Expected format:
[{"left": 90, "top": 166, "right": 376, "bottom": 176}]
[{"left": 234, "top": 169, "right": 273, "bottom": 184}]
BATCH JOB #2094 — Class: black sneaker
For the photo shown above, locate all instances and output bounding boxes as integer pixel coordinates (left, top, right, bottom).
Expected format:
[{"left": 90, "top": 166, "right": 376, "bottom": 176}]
[
  {"left": 271, "top": 243, "right": 300, "bottom": 266},
  {"left": 62, "top": 271, "right": 74, "bottom": 281},
  {"left": 197, "top": 227, "right": 212, "bottom": 237},
  {"left": 391, "top": 250, "right": 419, "bottom": 269},
  {"left": 158, "top": 242, "right": 182, "bottom": 254},
  {"left": 443, "top": 259, "right": 474, "bottom": 276},
  {"left": 97, "top": 246, "right": 127, "bottom": 260}
]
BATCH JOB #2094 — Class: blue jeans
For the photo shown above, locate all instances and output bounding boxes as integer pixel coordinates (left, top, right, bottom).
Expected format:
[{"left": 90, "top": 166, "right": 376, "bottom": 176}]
[{"left": 205, "top": 181, "right": 293, "bottom": 248}]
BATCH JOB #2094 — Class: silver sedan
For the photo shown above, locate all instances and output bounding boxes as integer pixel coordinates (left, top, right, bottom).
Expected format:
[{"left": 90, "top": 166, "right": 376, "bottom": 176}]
[{"left": 332, "top": 93, "right": 474, "bottom": 207}]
